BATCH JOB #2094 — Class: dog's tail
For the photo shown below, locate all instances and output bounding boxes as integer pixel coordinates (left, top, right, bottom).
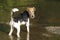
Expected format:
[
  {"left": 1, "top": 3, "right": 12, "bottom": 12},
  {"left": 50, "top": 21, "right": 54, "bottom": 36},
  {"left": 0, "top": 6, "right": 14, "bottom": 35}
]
[{"left": 11, "top": 8, "right": 19, "bottom": 20}]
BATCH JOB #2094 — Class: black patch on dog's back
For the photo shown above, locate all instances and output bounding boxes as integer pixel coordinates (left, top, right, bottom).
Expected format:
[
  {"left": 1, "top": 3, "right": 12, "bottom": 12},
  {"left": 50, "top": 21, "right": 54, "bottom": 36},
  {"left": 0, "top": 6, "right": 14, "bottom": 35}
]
[{"left": 13, "top": 10, "right": 29, "bottom": 22}]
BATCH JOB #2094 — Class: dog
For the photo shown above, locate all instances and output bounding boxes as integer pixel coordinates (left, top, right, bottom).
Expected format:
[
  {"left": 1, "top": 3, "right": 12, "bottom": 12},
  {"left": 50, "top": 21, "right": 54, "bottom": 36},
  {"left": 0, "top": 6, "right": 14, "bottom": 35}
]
[{"left": 9, "top": 7, "right": 36, "bottom": 37}]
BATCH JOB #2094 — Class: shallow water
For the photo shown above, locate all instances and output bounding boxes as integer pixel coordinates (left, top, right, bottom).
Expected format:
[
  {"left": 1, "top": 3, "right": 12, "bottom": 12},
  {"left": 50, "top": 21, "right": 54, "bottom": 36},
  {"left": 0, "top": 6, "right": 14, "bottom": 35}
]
[{"left": 0, "top": 23, "right": 60, "bottom": 40}]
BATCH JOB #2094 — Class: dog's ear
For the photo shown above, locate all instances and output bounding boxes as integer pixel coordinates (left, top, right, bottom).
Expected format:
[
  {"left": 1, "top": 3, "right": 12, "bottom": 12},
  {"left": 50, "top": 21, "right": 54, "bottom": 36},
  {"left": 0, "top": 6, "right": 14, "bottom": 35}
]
[
  {"left": 33, "top": 7, "right": 36, "bottom": 11},
  {"left": 26, "top": 7, "right": 30, "bottom": 12},
  {"left": 26, "top": 7, "right": 36, "bottom": 12}
]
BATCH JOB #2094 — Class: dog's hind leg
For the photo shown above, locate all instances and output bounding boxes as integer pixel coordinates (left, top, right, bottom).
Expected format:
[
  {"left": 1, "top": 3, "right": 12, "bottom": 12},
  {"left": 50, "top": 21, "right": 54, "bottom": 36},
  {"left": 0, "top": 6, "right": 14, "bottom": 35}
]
[{"left": 9, "top": 25, "right": 14, "bottom": 36}]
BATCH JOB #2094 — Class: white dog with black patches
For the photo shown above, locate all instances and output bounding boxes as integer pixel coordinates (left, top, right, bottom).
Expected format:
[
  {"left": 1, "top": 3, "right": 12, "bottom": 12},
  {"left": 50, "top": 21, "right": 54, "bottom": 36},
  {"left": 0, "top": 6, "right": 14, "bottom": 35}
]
[{"left": 9, "top": 7, "right": 36, "bottom": 37}]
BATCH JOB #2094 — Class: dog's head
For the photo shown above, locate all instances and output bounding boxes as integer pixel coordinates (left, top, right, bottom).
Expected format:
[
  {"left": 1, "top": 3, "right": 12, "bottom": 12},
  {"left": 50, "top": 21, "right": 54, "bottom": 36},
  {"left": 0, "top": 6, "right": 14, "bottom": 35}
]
[{"left": 26, "top": 7, "right": 36, "bottom": 19}]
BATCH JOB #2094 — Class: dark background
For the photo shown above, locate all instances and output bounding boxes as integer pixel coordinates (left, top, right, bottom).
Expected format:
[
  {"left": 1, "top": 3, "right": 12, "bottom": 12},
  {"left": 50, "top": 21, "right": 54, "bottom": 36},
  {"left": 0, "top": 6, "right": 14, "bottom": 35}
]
[{"left": 0, "top": 0, "right": 60, "bottom": 25}]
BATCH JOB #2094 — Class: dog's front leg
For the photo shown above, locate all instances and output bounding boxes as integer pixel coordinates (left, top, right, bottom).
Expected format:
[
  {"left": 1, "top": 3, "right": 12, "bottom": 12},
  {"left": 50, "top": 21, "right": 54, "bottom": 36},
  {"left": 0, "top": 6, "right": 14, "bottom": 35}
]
[
  {"left": 16, "top": 25, "right": 20, "bottom": 38},
  {"left": 26, "top": 21, "right": 29, "bottom": 33}
]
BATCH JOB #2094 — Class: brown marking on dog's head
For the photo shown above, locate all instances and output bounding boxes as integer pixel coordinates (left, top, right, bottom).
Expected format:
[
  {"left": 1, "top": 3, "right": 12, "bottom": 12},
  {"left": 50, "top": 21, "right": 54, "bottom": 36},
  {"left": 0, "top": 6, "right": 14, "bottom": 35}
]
[{"left": 26, "top": 7, "right": 36, "bottom": 19}]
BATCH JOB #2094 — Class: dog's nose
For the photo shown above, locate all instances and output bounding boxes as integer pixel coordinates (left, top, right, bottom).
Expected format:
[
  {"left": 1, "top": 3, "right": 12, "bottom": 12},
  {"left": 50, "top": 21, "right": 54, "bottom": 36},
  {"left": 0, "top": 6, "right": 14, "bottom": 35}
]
[{"left": 31, "top": 15, "right": 35, "bottom": 19}]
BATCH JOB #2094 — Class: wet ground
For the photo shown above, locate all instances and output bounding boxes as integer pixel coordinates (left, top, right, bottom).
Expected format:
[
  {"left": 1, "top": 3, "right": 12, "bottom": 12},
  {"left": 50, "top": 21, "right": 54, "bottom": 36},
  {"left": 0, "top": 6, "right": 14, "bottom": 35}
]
[{"left": 0, "top": 23, "right": 60, "bottom": 40}]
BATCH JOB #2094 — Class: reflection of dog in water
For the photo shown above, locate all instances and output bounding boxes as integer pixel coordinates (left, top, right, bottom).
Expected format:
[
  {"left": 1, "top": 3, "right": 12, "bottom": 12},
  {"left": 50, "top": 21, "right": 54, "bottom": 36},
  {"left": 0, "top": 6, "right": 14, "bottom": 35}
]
[
  {"left": 9, "top": 35, "right": 20, "bottom": 40},
  {"left": 9, "top": 33, "right": 29, "bottom": 40},
  {"left": 9, "top": 7, "right": 36, "bottom": 37}
]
